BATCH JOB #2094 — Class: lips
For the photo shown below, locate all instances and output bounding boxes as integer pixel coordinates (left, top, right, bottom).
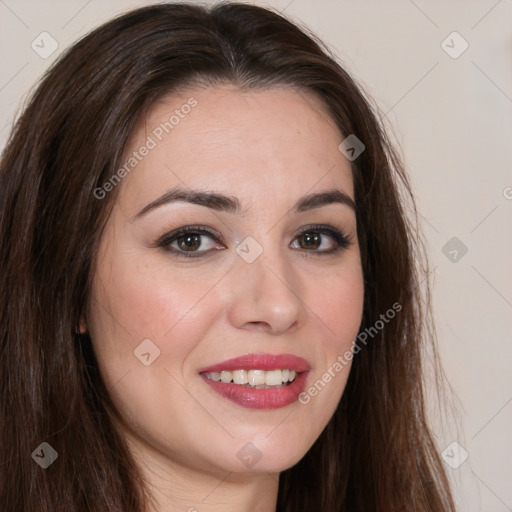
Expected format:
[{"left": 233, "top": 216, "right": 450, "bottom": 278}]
[
  {"left": 199, "top": 353, "right": 310, "bottom": 373},
  {"left": 199, "top": 353, "right": 310, "bottom": 410}
]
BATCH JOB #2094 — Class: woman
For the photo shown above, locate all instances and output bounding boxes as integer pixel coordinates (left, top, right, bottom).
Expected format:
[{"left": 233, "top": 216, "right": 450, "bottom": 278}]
[{"left": 0, "top": 2, "right": 455, "bottom": 511}]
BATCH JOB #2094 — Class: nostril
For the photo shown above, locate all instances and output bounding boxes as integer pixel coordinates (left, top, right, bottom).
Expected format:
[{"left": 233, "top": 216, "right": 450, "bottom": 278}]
[{"left": 245, "top": 321, "right": 272, "bottom": 331}]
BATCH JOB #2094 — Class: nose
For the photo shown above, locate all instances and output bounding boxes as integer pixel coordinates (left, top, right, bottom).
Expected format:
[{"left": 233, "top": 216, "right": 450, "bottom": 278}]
[{"left": 226, "top": 248, "right": 305, "bottom": 335}]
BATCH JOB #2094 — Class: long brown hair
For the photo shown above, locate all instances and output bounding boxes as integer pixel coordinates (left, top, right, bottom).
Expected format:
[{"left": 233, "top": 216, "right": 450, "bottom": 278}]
[{"left": 0, "top": 3, "right": 455, "bottom": 510}]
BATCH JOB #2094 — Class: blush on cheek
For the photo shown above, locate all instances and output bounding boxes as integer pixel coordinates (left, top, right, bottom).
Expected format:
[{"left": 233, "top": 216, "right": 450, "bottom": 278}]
[
  {"left": 317, "top": 278, "right": 364, "bottom": 340},
  {"left": 101, "top": 264, "right": 210, "bottom": 337}
]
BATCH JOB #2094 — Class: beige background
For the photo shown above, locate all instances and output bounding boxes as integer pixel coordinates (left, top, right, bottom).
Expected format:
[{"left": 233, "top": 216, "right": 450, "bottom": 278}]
[{"left": 1, "top": 1, "right": 511, "bottom": 510}]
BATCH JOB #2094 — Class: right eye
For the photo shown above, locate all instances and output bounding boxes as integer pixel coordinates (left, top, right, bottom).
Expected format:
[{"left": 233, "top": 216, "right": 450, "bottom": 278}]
[{"left": 158, "top": 225, "right": 226, "bottom": 258}]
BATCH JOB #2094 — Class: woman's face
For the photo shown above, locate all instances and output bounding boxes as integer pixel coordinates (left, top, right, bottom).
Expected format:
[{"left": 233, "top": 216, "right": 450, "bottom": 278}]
[{"left": 86, "top": 85, "right": 364, "bottom": 475}]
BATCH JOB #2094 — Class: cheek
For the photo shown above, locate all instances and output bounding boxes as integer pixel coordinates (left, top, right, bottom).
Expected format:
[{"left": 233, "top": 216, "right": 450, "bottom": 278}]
[
  {"left": 87, "top": 252, "right": 228, "bottom": 376},
  {"left": 301, "top": 263, "right": 364, "bottom": 407},
  {"left": 312, "top": 263, "right": 365, "bottom": 342}
]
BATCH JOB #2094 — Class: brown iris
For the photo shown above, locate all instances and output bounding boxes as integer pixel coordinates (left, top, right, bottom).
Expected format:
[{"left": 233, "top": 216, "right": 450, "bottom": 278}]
[
  {"left": 297, "top": 232, "right": 321, "bottom": 250},
  {"left": 177, "top": 234, "right": 201, "bottom": 251}
]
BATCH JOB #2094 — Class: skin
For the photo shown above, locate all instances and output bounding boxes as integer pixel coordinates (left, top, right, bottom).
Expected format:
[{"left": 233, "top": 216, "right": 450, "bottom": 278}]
[{"left": 84, "top": 85, "right": 364, "bottom": 512}]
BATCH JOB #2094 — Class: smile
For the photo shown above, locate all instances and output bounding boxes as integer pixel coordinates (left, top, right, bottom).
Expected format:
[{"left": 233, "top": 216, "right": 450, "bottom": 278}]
[
  {"left": 203, "top": 368, "right": 297, "bottom": 387},
  {"left": 199, "top": 354, "right": 309, "bottom": 409}
]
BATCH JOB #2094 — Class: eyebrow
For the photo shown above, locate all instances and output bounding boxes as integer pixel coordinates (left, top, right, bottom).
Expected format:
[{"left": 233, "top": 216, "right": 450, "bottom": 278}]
[{"left": 133, "top": 187, "right": 355, "bottom": 220}]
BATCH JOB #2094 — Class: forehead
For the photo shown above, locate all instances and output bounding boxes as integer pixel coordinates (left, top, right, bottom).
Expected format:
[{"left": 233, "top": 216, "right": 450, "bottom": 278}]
[{"left": 118, "top": 85, "right": 354, "bottom": 213}]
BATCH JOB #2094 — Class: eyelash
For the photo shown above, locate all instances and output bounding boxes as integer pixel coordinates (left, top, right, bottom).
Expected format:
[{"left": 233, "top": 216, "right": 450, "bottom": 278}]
[{"left": 156, "top": 224, "right": 352, "bottom": 258}]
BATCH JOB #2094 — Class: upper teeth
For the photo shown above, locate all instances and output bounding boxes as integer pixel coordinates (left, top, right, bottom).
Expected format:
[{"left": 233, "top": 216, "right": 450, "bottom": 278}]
[{"left": 204, "top": 369, "right": 297, "bottom": 386}]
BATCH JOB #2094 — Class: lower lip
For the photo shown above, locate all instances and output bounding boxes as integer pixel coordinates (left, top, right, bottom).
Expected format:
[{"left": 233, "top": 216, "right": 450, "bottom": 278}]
[{"left": 201, "top": 372, "right": 308, "bottom": 409}]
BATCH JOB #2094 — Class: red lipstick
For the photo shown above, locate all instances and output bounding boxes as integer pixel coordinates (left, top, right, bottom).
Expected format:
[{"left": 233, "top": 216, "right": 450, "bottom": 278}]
[{"left": 199, "top": 353, "right": 310, "bottom": 410}]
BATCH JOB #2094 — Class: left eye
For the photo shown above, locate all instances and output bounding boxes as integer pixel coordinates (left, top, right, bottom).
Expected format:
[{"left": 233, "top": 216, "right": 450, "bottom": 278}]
[{"left": 290, "top": 230, "right": 338, "bottom": 252}]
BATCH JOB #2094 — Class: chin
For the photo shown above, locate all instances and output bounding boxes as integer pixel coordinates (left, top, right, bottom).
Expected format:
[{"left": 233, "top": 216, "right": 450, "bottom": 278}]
[{"left": 219, "top": 433, "right": 314, "bottom": 475}]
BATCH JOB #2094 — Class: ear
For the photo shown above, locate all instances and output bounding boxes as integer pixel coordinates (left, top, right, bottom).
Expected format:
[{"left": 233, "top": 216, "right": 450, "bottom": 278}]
[{"left": 79, "top": 314, "right": 87, "bottom": 334}]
